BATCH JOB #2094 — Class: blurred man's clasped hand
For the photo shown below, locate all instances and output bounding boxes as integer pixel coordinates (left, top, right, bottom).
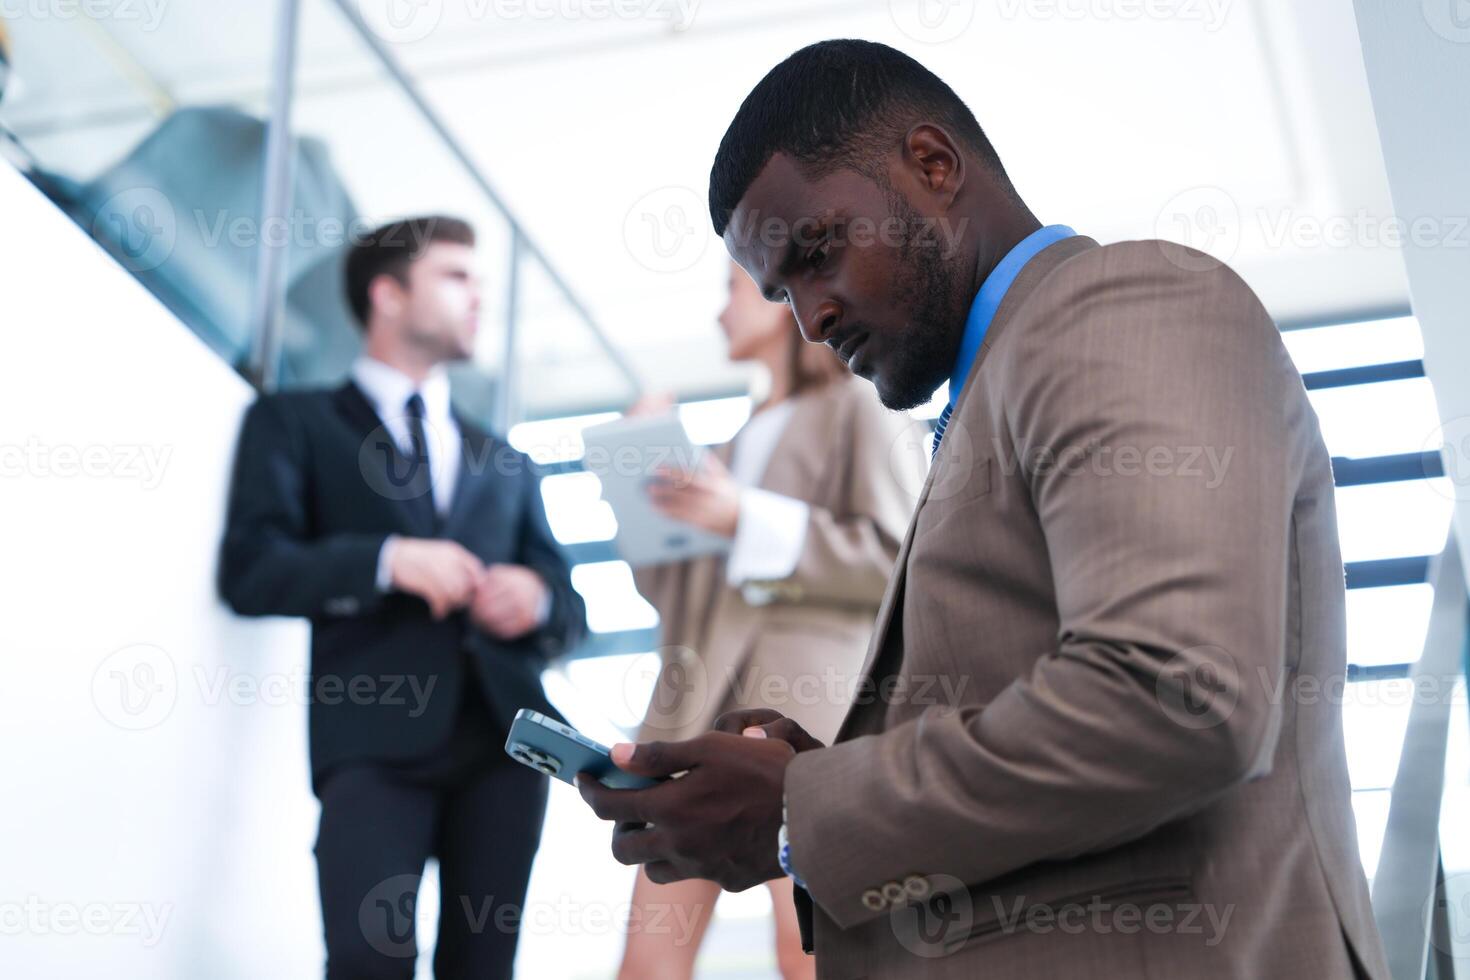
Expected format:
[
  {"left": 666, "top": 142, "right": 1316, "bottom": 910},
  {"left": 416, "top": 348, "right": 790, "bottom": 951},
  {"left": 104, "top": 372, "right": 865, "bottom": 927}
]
[
  {"left": 577, "top": 709, "right": 824, "bottom": 891},
  {"left": 388, "top": 537, "right": 547, "bottom": 636},
  {"left": 470, "top": 563, "right": 550, "bottom": 639}
]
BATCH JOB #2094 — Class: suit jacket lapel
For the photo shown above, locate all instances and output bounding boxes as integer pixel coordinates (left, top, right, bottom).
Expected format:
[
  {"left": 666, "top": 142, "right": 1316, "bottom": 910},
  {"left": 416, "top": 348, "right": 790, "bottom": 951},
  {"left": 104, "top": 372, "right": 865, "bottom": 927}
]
[
  {"left": 334, "top": 381, "right": 437, "bottom": 537},
  {"left": 833, "top": 236, "right": 1100, "bottom": 743},
  {"left": 832, "top": 453, "right": 938, "bottom": 742},
  {"left": 441, "top": 420, "right": 489, "bottom": 539}
]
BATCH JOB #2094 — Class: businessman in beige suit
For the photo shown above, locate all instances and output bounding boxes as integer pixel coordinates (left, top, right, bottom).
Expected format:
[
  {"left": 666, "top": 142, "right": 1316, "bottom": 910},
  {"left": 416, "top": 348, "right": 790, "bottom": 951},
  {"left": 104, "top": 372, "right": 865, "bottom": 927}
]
[{"left": 579, "top": 39, "right": 1389, "bottom": 978}]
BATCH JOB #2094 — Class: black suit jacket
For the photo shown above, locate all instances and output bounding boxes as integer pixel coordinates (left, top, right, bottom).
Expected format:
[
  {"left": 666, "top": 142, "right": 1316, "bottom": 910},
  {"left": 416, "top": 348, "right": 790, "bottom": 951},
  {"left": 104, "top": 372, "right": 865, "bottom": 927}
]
[{"left": 219, "top": 382, "right": 586, "bottom": 784}]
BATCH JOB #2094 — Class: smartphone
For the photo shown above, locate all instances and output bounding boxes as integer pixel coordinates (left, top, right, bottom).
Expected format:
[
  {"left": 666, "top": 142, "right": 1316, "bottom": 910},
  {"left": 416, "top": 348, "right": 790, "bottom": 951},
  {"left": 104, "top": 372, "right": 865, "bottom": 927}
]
[{"left": 504, "top": 709, "right": 663, "bottom": 790}]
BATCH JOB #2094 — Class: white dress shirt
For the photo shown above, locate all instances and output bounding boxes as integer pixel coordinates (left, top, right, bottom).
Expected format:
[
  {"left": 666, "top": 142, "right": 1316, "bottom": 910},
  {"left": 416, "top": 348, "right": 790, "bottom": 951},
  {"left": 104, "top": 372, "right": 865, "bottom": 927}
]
[
  {"left": 352, "top": 357, "right": 458, "bottom": 593},
  {"left": 351, "top": 355, "right": 461, "bottom": 515},
  {"left": 724, "top": 399, "right": 811, "bottom": 586}
]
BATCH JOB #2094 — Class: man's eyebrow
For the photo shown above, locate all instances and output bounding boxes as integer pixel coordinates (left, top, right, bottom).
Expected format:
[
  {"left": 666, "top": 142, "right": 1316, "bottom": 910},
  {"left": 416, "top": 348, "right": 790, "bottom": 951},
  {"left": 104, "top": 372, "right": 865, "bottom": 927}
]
[{"left": 758, "top": 238, "right": 804, "bottom": 302}]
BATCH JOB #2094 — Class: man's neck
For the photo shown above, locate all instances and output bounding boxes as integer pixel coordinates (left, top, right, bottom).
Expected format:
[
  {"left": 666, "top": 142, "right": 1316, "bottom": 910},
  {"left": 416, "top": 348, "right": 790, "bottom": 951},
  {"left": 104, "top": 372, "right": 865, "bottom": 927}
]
[
  {"left": 966, "top": 205, "right": 1043, "bottom": 302},
  {"left": 362, "top": 340, "right": 436, "bottom": 385}
]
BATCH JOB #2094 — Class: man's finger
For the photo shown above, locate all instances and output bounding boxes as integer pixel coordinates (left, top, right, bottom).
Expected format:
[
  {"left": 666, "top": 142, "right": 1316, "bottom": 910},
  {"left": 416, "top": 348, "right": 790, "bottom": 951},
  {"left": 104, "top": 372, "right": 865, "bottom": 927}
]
[
  {"left": 610, "top": 736, "right": 711, "bottom": 778},
  {"left": 759, "top": 718, "right": 823, "bottom": 752},
  {"left": 576, "top": 774, "right": 654, "bottom": 825},
  {"left": 643, "top": 861, "right": 685, "bottom": 885},
  {"left": 476, "top": 571, "right": 510, "bottom": 593},
  {"left": 610, "top": 824, "right": 670, "bottom": 867},
  {"left": 712, "top": 708, "right": 787, "bottom": 734}
]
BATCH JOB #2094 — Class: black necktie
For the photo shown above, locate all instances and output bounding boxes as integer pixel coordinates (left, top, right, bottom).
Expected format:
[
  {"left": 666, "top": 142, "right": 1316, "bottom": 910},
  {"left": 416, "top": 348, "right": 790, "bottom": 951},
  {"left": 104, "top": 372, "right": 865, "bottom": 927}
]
[{"left": 403, "top": 392, "right": 438, "bottom": 530}]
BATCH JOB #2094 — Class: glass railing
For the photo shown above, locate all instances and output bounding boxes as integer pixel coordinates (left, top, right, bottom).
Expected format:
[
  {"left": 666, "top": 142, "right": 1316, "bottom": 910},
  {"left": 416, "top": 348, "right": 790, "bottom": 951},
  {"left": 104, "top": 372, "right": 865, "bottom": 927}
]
[
  {"left": 0, "top": 0, "right": 637, "bottom": 428},
  {"left": 0, "top": 5, "right": 280, "bottom": 370}
]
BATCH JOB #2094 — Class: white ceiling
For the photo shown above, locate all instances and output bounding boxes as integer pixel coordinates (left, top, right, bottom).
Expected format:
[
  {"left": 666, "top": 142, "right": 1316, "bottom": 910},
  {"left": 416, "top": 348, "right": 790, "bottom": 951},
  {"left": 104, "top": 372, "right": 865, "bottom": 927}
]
[{"left": 3, "top": 0, "right": 1411, "bottom": 409}]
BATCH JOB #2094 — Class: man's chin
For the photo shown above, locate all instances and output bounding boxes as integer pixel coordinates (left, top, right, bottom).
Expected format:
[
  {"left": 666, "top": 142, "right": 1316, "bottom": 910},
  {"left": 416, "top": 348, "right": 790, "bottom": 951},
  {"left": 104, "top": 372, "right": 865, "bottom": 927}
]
[{"left": 870, "top": 368, "right": 940, "bottom": 413}]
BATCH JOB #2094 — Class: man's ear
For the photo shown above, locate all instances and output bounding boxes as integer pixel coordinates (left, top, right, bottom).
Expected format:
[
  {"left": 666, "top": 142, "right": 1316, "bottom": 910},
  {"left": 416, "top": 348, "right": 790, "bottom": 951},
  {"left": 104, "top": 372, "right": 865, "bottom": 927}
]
[
  {"left": 901, "top": 123, "right": 966, "bottom": 206},
  {"left": 367, "top": 273, "right": 406, "bottom": 320}
]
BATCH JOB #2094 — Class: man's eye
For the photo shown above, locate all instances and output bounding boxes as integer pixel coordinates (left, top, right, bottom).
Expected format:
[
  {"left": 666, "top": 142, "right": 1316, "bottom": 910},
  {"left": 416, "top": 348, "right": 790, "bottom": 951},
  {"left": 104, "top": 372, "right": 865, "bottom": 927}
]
[{"left": 806, "top": 241, "right": 830, "bottom": 270}]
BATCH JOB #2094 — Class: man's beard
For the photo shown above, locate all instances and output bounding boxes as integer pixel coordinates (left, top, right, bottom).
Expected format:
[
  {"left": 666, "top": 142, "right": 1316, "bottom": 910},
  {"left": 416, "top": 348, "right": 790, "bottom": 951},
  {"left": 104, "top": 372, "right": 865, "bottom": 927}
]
[{"left": 870, "top": 196, "right": 968, "bottom": 412}]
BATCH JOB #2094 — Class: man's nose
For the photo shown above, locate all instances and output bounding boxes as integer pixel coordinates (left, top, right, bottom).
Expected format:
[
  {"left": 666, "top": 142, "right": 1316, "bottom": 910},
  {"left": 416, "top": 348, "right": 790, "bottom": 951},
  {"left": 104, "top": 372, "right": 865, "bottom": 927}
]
[{"left": 794, "top": 298, "right": 841, "bottom": 344}]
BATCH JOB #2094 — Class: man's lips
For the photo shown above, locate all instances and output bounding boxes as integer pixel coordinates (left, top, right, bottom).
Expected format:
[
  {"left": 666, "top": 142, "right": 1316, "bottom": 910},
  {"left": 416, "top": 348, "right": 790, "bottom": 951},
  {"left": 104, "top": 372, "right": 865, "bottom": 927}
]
[{"left": 835, "top": 331, "right": 868, "bottom": 366}]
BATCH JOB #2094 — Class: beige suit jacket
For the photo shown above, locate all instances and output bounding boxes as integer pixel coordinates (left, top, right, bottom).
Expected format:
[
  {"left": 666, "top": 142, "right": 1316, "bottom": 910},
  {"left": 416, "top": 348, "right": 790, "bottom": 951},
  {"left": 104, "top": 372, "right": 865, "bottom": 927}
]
[
  {"left": 634, "top": 375, "right": 928, "bottom": 744},
  {"left": 784, "top": 238, "right": 1390, "bottom": 979}
]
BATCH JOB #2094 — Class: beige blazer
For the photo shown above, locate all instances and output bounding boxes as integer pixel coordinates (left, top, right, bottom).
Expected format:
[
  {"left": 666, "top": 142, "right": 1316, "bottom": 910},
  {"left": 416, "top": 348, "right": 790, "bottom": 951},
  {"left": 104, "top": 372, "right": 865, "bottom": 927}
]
[
  {"left": 633, "top": 375, "right": 928, "bottom": 745},
  {"left": 784, "top": 238, "right": 1390, "bottom": 979}
]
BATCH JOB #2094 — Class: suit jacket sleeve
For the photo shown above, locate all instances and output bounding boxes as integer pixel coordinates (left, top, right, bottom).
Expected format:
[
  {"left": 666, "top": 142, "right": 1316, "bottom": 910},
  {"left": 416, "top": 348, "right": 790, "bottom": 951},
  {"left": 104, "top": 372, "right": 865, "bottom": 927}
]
[
  {"left": 218, "top": 396, "right": 387, "bottom": 619},
  {"left": 510, "top": 453, "right": 588, "bottom": 658},
  {"left": 748, "top": 389, "right": 924, "bottom": 607},
  {"left": 784, "top": 246, "right": 1306, "bottom": 929}
]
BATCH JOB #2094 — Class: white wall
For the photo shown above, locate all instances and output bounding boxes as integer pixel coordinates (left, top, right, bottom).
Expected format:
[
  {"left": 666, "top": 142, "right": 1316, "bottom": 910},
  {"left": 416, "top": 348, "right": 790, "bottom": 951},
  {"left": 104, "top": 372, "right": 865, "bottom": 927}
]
[{"left": 0, "top": 160, "right": 324, "bottom": 978}]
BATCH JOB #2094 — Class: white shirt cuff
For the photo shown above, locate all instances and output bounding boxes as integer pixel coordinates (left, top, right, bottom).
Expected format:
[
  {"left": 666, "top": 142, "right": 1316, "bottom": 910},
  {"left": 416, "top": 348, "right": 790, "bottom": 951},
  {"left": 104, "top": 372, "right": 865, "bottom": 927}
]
[
  {"left": 726, "top": 488, "right": 809, "bottom": 587},
  {"left": 535, "top": 585, "right": 553, "bottom": 628},
  {"left": 375, "top": 535, "right": 399, "bottom": 593}
]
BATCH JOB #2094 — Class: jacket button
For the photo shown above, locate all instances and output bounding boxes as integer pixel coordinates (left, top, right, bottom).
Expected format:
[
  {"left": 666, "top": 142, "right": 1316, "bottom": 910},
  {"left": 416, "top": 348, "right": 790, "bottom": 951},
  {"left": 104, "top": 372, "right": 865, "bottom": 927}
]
[
  {"left": 903, "top": 875, "right": 931, "bottom": 899},
  {"left": 861, "top": 888, "right": 887, "bottom": 912},
  {"left": 881, "top": 880, "right": 906, "bottom": 904}
]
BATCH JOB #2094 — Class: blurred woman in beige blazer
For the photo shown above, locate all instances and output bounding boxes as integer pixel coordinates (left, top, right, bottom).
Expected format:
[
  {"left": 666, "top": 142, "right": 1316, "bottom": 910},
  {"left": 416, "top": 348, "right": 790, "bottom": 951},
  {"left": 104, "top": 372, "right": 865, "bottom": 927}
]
[{"left": 616, "top": 262, "right": 927, "bottom": 980}]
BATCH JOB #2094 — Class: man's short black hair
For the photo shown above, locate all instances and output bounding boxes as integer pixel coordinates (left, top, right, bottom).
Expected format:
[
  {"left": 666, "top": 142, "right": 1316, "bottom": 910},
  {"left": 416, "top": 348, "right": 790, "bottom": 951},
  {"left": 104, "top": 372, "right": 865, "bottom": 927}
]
[
  {"left": 344, "top": 215, "right": 475, "bottom": 329},
  {"left": 709, "top": 39, "right": 1012, "bottom": 237}
]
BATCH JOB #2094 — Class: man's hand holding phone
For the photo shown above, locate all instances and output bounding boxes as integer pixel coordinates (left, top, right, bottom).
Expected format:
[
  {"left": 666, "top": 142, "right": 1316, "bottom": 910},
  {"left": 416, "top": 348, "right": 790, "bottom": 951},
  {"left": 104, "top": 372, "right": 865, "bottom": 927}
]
[
  {"left": 713, "top": 708, "right": 826, "bottom": 753},
  {"left": 575, "top": 710, "right": 826, "bottom": 892}
]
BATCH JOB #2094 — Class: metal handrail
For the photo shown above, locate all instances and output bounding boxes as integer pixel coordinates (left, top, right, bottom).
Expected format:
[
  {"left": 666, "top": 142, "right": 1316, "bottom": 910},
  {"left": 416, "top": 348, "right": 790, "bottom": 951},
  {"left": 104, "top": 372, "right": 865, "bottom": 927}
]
[
  {"left": 247, "top": 0, "right": 302, "bottom": 391},
  {"left": 242, "top": 0, "right": 643, "bottom": 405},
  {"left": 319, "top": 0, "right": 644, "bottom": 397},
  {"left": 1371, "top": 534, "right": 1466, "bottom": 979}
]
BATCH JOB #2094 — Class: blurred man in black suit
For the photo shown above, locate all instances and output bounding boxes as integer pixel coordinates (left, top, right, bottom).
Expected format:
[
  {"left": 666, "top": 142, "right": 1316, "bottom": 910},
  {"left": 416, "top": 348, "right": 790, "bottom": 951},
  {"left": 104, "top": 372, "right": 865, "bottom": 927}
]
[{"left": 220, "top": 215, "right": 586, "bottom": 979}]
